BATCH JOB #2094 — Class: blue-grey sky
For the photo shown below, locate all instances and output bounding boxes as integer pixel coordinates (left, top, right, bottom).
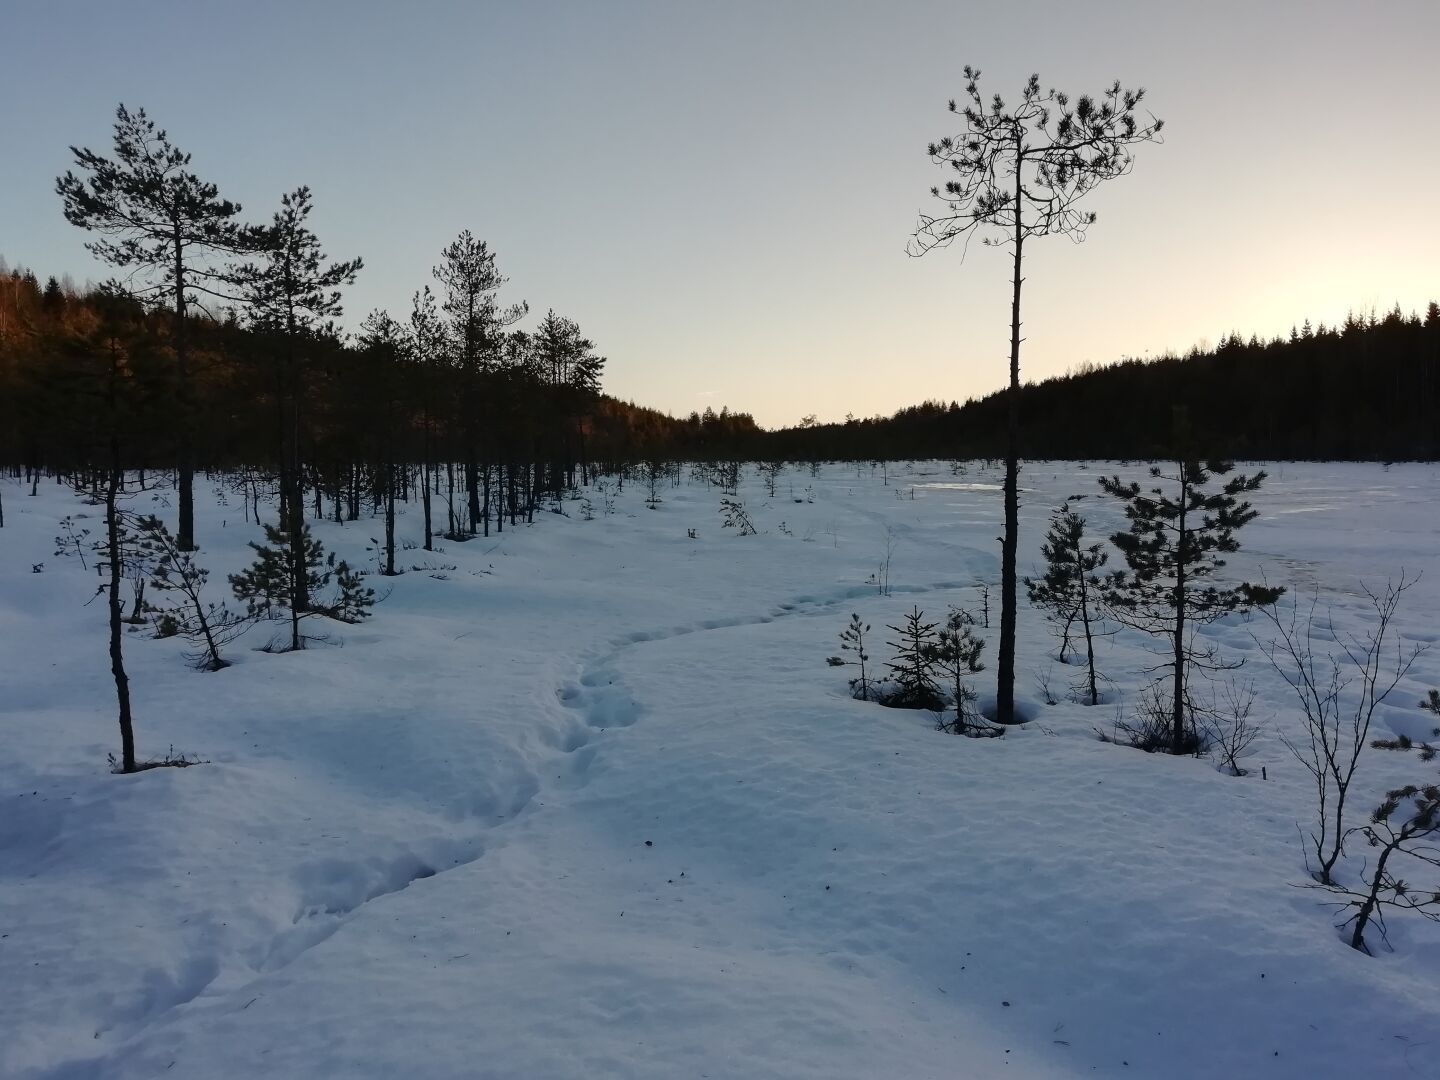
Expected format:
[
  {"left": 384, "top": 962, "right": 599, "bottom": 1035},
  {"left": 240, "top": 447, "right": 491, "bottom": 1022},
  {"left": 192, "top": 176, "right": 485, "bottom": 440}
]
[{"left": 3, "top": 1, "right": 1437, "bottom": 427}]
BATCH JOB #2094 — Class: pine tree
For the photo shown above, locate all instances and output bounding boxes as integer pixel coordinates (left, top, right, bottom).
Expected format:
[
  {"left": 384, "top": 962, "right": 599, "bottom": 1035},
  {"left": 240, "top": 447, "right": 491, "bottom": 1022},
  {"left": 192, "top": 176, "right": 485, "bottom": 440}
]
[
  {"left": 57, "top": 104, "right": 248, "bottom": 550},
  {"left": 135, "top": 515, "right": 249, "bottom": 670},
  {"left": 928, "top": 607, "right": 988, "bottom": 733},
  {"left": 229, "top": 522, "right": 374, "bottom": 652},
  {"left": 434, "top": 231, "right": 526, "bottom": 534},
  {"left": 356, "top": 310, "right": 407, "bottom": 575},
  {"left": 827, "top": 613, "right": 874, "bottom": 701},
  {"left": 1025, "top": 501, "right": 1107, "bottom": 705},
  {"left": 910, "top": 69, "right": 1162, "bottom": 725},
  {"left": 408, "top": 286, "right": 446, "bottom": 551},
  {"left": 229, "top": 522, "right": 327, "bottom": 650},
  {"left": 230, "top": 186, "right": 361, "bottom": 637},
  {"left": 328, "top": 561, "right": 376, "bottom": 624},
  {"left": 1099, "top": 423, "right": 1283, "bottom": 754}
]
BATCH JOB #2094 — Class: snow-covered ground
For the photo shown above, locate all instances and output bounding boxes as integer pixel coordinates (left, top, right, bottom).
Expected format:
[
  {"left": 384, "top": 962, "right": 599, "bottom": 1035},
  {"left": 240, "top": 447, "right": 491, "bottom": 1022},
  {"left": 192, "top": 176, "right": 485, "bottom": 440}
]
[{"left": 2, "top": 461, "right": 1438, "bottom": 1080}]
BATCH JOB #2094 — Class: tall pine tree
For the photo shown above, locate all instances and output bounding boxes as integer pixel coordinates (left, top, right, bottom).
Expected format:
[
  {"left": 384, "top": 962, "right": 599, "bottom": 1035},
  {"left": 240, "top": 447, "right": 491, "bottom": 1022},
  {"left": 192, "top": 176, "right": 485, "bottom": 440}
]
[
  {"left": 57, "top": 104, "right": 249, "bottom": 550},
  {"left": 910, "top": 69, "right": 1163, "bottom": 723}
]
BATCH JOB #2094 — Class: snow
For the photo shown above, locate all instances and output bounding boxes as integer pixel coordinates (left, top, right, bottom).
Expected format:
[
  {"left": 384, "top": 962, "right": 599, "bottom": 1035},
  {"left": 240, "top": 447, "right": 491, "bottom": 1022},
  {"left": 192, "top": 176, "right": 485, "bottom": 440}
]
[{"left": 2, "top": 461, "right": 1439, "bottom": 1079}]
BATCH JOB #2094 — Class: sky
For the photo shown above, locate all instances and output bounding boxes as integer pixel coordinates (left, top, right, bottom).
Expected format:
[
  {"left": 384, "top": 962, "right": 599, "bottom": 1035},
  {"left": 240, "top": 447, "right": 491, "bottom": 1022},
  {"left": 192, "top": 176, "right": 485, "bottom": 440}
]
[{"left": 3, "top": 0, "right": 1437, "bottom": 428}]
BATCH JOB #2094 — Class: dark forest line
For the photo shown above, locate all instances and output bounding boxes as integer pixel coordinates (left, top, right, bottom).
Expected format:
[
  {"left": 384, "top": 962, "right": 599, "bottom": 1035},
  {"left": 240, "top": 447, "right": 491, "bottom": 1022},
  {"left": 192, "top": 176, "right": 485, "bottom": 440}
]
[
  {"left": 5, "top": 259, "right": 1437, "bottom": 472},
  {"left": 762, "top": 304, "right": 1440, "bottom": 462}
]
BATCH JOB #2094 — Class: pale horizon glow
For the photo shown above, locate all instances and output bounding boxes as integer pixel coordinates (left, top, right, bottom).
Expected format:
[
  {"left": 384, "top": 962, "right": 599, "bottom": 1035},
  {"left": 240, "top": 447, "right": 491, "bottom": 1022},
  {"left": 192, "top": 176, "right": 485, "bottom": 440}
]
[{"left": 2, "top": 0, "right": 1436, "bottom": 428}]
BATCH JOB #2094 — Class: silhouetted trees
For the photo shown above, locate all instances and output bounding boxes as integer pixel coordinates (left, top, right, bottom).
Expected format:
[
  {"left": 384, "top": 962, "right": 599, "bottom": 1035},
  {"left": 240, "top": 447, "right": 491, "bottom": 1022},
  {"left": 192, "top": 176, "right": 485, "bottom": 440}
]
[{"left": 751, "top": 304, "right": 1440, "bottom": 464}]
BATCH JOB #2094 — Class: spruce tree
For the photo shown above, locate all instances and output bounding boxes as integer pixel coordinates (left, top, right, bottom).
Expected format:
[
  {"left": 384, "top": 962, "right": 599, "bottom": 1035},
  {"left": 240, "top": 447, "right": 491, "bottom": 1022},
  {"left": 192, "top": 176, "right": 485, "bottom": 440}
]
[
  {"left": 57, "top": 104, "right": 248, "bottom": 550},
  {"left": 1025, "top": 501, "right": 1107, "bottom": 705},
  {"left": 884, "top": 606, "right": 943, "bottom": 710},
  {"left": 1099, "top": 428, "right": 1282, "bottom": 754}
]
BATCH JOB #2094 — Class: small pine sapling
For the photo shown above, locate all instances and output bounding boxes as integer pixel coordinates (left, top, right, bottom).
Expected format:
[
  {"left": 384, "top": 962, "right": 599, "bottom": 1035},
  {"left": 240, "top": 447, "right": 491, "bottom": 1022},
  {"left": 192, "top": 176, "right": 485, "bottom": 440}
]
[
  {"left": 1025, "top": 501, "right": 1107, "bottom": 705},
  {"left": 882, "top": 606, "right": 943, "bottom": 710},
  {"left": 929, "top": 607, "right": 995, "bottom": 735},
  {"left": 230, "top": 521, "right": 374, "bottom": 650},
  {"left": 136, "top": 515, "right": 251, "bottom": 671},
  {"left": 326, "top": 560, "right": 376, "bottom": 624},
  {"left": 1101, "top": 434, "right": 1283, "bottom": 755},
  {"left": 54, "top": 516, "right": 92, "bottom": 570},
  {"left": 827, "top": 613, "right": 874, "bottom": 701},
  {"left": 758, "top": 460, "right": 784, "bottom": 498},
  {"left": 644, "top": 461, "right": 665, "bottom": 509},
  {"left": 719, "top": 498, "right": 757, "bottom": 536}
]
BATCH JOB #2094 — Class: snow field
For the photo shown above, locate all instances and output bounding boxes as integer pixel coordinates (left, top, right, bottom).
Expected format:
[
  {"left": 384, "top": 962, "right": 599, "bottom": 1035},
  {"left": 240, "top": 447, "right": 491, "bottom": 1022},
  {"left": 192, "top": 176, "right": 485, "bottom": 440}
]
[{"left": 2, "top": 461, "right": 1438, "bottom": 1079}]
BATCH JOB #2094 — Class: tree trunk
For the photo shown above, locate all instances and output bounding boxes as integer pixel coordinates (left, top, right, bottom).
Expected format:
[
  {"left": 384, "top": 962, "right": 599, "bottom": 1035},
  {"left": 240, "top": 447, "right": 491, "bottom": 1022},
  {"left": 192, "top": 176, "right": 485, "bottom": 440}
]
[
  {"left": 422, "top": 458, "right": 433, "bottom": 551},
  {"left": 1348, "top": 841, "right": 1395, "bottom": 951},
  {"left": 997, "top": 161, "right": 1024, "bottom": 725},
  {"left": 466, "top": 453, "right": 481, "bottom": 535},
  {"left": 106, "top": 463, "right": 137, "bottom": 772},
  {"left": 171, "top": 228, "right": 198, "bottom": 551},
  {"left": 1171, "top": 467, "right": 1188, "bottom": 753},
  {"left": 384, "top": 461, "right": 396, "bottom": 576},
  {"left": 1080, "top": 580, "right": 1099, "bottom": 707}
]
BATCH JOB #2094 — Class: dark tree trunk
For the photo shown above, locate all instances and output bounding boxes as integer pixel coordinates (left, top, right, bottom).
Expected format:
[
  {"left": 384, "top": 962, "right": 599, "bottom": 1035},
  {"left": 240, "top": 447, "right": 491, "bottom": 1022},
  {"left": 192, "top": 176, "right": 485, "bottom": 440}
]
[
  {"left": 1171, "top": 467, "right": 1188, "bottom": 753},
  {"left": 172, "top": 232, "right": 198, "bottom": 552},
  {"left": 1080, "top": 581, "right": 1099, "bottom": 707},
  {"left": 466, "top": 453, "right": 481, "bottom": 535},
  {"left": 384, "top": 461, "right": 396, "bottom": 576},
  {"left": 997, "top": 165, "right": 1024, "bottom": 725},
  {"left": 106, "top": 462, "right": 137, "bottom": 772},
  {"left": 422, "top": 459, "right": 433, "bottom": 551}
]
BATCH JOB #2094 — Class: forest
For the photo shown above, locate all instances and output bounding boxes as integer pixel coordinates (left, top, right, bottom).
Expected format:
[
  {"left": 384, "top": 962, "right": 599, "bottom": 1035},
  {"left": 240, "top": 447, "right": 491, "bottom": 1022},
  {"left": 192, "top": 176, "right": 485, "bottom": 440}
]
[
  {"left": 7, "top": 253, "right": 1436, "bottom": 499},
  {"left": 762, "top": 306, "right": 1440, "bottom": 462}
]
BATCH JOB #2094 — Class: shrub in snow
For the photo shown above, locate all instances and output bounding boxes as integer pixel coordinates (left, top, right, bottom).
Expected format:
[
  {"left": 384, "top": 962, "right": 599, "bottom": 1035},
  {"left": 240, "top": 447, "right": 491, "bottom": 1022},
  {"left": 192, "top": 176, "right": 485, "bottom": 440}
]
[
  {"left": 1255, "top": 576, "right": 1424, "bottom": 885},
  {"left": 1197, "top": 679, "right": 1264, "bottom": 776},
  {"left": 1099, "top": 681, "right": 1206, "bottom": 756}
]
